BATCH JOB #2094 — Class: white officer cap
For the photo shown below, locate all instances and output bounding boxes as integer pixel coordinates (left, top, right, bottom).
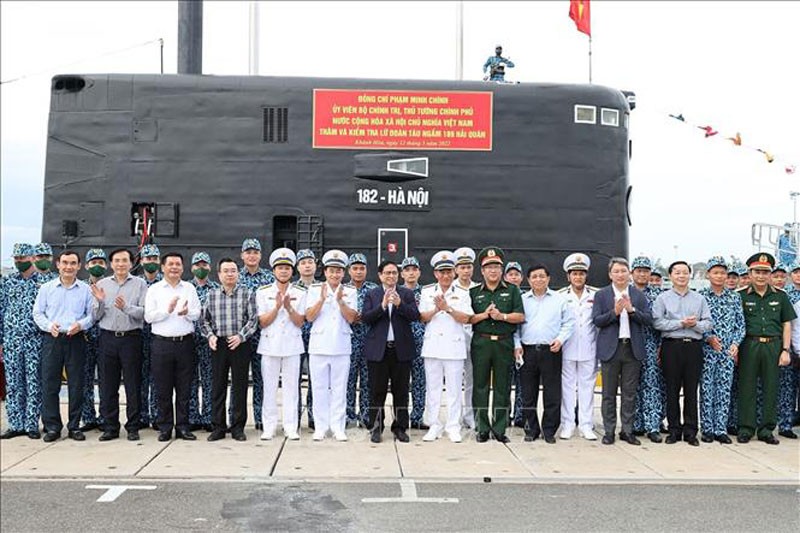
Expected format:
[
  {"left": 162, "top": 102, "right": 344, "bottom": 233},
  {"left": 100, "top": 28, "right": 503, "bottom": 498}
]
[
  {"left": 430, "top": 250, "right": 456, "bottom": 271},
  {"left": 269, "top": 248, "right": 296, "bottom": 268},
  {"left": 321, "top": 249, "right": 348, "bottom": 269},
  {"left": 453, "top": 247, "right": 476, "bottom": 265},
  {"left": 563, "top": 253, "right": 590, "bottom": 272}
]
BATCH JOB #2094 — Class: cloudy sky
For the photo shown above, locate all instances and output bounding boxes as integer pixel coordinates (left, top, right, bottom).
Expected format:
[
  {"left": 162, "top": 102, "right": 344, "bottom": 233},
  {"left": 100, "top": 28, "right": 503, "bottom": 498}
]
[{"left": 2, "top": 1, "right": 798, "bottom": 267}]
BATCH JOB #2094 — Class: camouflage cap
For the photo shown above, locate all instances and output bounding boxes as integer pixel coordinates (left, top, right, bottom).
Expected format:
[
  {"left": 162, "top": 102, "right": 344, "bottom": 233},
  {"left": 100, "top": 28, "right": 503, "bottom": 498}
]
[
  {"left": 630, "top": 256, "right": 653, "bottom": 270},
  {"left": 33, "top": 243, "right": 53, "bottom": 256},
  {"left": 85, "top": 248, "right": 107, "bottom": 263},
  {"left": 348, "top": 253, "right": 367, "bottom": 266},
  {"left": 140, "top": 244, "right": 160, "bottom": 258},
  {"left": 773, "top": 262, "right": 790, "bottom": 273},
  {"left": 191, "top": 251, "right": 211, "bottom": 265},
  {"left": 12, "top": 243, "right": 34, "bottom": 257},
  {"left": 705, "top": 255, "right": 728, "bottom": 271},
  {"left": 296, "top": 249, "right": 316, "bottom": 261},
  {"left": 400, "top": 256, "right": 420, "bottom": 269},
  {"left": 505, "top": 261, "right": 523, "bottom": 274},
  {"left": 241, "top": 238, "right": 261, "bottom": 252}
]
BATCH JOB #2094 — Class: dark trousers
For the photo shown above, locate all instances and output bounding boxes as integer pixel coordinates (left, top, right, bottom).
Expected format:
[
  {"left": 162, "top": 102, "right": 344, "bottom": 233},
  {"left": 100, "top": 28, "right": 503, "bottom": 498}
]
[
  {"left": 520, "top": 344, "right": 563, "bottom": 438},
  {"left": 212, "top": 341, "right": 250, "bottom": 434},
  {"left": 367, "top": 345, "right": 410, "bottom": 433},
  {"left": 41, "top": 334, "right": 86, "bottom": 433},
  {"left": 98, "top": 331, "right": 143, "bottom": 433},
  {"left": 151, "top": 336, "right": 194, "bottom": 435},
  {"left": 601, "top": 340, "right": 641, "bottom": 436},
  {"left": 661, "top": 338, "right": 703, "bottom": 439}
]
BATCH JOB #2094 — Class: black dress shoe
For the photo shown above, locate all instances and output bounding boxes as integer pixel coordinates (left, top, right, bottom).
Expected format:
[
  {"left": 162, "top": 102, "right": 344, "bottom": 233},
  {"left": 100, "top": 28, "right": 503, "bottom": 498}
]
[
  {"left": 255, "top": 422, "right": 263, "bottom": 431},
  {"left": 601, "top": 435, "right": 615, "bottom": 445},
  {"left": 203, "top": 424, "right": 214, "bottom": 432},
  {"left": 686, "top": 437, "right": 700, "bottom": 446},
  {"left": 727, "top": 426, "right": 738, "bottom": 436},
  {"left": 0, "top": 429, "right": 26, "bottom": 440},
  {"left": 619, "top": 432, "right": 641, "bottom": 446},
  {"left": 757, "top": 434, "right": 780, "bottom": 445},
  {"left": 157, "top": 432, "right": 171, "bottom": 442},
  {"left": 370, "top": 431, "right": 382, "bottom": 444},
  {"left": 232, "top": 432, "right": 247, "bottom": 442},
  {"left": 176, "top": 431, "right": 197, "bottom": 441},
  {"left": 68, "top": 430, "right": 86, "bottom": 441},
  {"left": 493, "top": 433, "right": 511, "bottom": 444},
  {"left": 715, "top": 434, "right": 732, "bottom": 444},
  {"left": 207, "top": 431, "right": 226, "bottom": 442},
  {"left": 79, "top": 422, "right": 99, "bottom": 432},
  {"left": 701, "top": 433, "right": 714, "bottom": 443},
  {"left": 409, "top": 421, "right": 430, "bottom": 430},
  {"left": 476, "top": 432, "right": 490, "bottom": 443},
  {"left": 647, "top": 432, "right": 662, "bottom": 443},
  {"left": 99, "top": 431, "right": 119, "bottom": 441},
  {"left": 660, "top": 425, "right": 670, "bottom": 434},
  {"left": 393, "top": 430, "right": 410, "bottom": 443},
  {"left": 524, "top": 433, "right": 539, "bottom": 442},
  {"left": 27, "top": 430, "right": 41, "bottom": 440},
  {"left": 308, "top": 420, "right": 315, "bottom": 430},
  {"left": 43, "top": 431, "right": 60, "bottom": 443},
  {"left": 632, "top": 429, "right": 645, "bottom": 437},
  {"left": 544, "top": 435, "right": 556, "bottom": 444},
  {"left": 665, "top": 434, "right": 679, "bottom": 444},
  {"left": 736, "top": 434, "right": 751, "bottom": 444},
  {"left": 189, "top": 423, "right": 204, "bottom": 431},
  {"left": 127, "top": 431, "right": 140, "bottom": 441},
  {"left": 151, "top": 422, "right": 160, "bottom": 431},
  {"left": 778, "top": 429, "right": 798, "bottom": 439}
]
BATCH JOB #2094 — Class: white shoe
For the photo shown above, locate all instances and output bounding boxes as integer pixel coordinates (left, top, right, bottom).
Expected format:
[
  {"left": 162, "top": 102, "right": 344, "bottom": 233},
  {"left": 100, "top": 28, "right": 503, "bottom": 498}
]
[
  {"left": 312, "top": 431, "right": 325, "bottom": 441},
  {"left": 581, "top": 428, "right": 598, "bottom": 441},
  {"left": 285, "top": 431, "right": 300, "bottom": 441},
  {"left": 559, "top": 428, "right": 573, "bottom": 440},
  {"left": 447, "top": 431, "right": 462, "bottom": 443},
  {"left": 260, "top": 431, "right": 273, "bottom": 441},
  {"left": 422, "top": 429, "right": 439, "bottom": 442},
  {"left": 333, "top": 431, "right": 348, "bottom": 442}
]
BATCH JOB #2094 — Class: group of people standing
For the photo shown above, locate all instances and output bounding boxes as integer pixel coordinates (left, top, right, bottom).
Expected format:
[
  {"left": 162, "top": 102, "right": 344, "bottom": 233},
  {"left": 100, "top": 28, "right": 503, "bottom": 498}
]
[{"left": 1, "top": 239, "right": 798, "bottom": 447}]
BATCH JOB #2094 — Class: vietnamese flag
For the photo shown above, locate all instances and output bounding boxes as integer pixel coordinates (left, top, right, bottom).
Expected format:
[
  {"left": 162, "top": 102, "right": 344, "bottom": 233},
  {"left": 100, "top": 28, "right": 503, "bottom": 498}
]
[{"left": 569, "top": 0, "right": 591, "bottom": 36}]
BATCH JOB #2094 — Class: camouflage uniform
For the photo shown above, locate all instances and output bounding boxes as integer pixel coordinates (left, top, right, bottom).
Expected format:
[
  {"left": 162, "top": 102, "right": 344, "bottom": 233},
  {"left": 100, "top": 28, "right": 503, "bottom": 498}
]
[
  {"left": 138, "top": 244, "right": 163, "bottom": 428},
  {"left": 346, "top": 253, "right": 378, "bottom": 425},
  {"left": 80, "top": 248, "right": 108, "bottom": 430},
  {"left": 189, "top": 252, "right": 219, "bottom": 429},
  {"left": 33, "top": 243, "right": 57, "bottom": 283},
  {"left": 0, "top": 244, "right": 44, "bottom": 435},
  {"left": 401, "top": 256, "right": 426, "bottom": 426}
]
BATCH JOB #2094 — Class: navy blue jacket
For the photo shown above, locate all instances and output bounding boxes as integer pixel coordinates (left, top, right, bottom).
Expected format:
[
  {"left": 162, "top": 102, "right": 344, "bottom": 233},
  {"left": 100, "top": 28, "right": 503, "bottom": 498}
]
[
  {"left": 361, "top": 285, "right": 420, "bottom": 362},
  {"left": 591, "top": 284, "right": 653, "bottom": 362}
]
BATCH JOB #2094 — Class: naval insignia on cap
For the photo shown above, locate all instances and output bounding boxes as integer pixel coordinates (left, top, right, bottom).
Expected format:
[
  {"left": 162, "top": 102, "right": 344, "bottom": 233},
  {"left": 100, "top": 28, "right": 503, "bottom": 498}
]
[
  {"left": 430, "top": 251, "right": 455, "bottom": 271},
  {"left": 322, "top": 249, "right": 348, "bottom": 269},
  {"left": 563, "top": 253, "right": 590, "bottom": 272},
  {"left": 270, "top": 248, "right": 296, "bottom": 268},
  {"left": 191, "top": 251, "right": 211, "bottom": 265},
  {"left": 453, "top": 247, "right": 476, "bottom": 265}
]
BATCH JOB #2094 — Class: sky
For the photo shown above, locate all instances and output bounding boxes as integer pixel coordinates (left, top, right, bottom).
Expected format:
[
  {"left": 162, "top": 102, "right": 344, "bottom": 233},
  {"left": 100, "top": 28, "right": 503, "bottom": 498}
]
[{"left": 2, "top": 1, "right": 799, "bottom": 268}]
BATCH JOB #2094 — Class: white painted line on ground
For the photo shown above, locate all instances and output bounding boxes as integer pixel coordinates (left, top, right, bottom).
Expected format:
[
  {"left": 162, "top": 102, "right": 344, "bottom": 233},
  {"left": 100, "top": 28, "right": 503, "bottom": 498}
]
[
  {"left": 85, "top": 484, "right": 157, "bottom": 502},
  {"left": 362, "top": 479, "right": 458, "bottom": 503}
]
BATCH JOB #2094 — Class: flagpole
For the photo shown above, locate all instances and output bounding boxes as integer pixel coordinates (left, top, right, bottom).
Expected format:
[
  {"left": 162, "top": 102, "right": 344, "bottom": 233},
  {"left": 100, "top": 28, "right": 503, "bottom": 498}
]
[
  {"left": 455, "top": 1, "right": 464, "bottom": 80},
  {"left": 588, "top": 35, "right": 592, "bottom": 84}
]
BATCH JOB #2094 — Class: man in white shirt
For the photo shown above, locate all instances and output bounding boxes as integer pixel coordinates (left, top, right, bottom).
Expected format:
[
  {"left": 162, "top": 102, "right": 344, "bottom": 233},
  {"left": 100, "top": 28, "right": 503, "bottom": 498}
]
[{"left": 144, "top": 252, "right": 202, "bottom": 441}]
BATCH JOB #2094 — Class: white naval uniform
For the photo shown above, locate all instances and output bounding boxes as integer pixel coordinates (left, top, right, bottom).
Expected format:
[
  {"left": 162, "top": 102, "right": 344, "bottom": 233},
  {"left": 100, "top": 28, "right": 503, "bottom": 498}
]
[
  {"left": 420, "top": 283, "right": 472, "bottom": 437},
  {"left": 305, "top": 282, "right": 357, "bottom": 435},
  {"left": 559, "top": 285, "right": 598, "bottom": 433},
  {"left": 458, "top": 280, "right": 480, "bottom": 428},
  {"left": 256, "top": 282, "right": 307, "bottom": 436}
]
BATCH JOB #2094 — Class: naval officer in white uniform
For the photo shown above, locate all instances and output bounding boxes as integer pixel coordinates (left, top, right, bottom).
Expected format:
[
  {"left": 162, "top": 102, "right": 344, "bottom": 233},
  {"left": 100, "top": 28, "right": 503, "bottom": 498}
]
[
  {"left": 256, "top": 248, "right": 307, "bottom": 441},
  {"left": 453, "top": 247, "right": 480, "bottom": 429},
  {"left": 304, "top": 250, "right": 358, "bottom": 441},
  {"left": 419, "top": 251, "right": 474, "bottom": 443}
]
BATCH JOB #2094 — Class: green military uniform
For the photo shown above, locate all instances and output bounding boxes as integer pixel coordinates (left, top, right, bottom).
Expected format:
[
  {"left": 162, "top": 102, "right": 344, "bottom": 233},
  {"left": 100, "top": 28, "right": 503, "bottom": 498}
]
[
  {"left": 738, "top": 253, "right": 796, "bottom": 441},
  {"left": 470, "top": 247, "right": 524, "bottom": 438}
]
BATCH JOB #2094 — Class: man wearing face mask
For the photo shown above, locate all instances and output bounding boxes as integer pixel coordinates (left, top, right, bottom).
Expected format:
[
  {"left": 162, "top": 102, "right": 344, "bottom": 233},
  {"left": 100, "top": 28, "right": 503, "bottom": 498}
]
[
  {"left": 0, "top": 244, "right": 44, "bottom": 439},
  {"left": 400, "top": 256, "right": 428, "bottom": 430},
  {"left": 189, "top": 252, "right": 218, "bottom": 432},
  {"left": 482, "top": 45, "right": 515, "bottom": 82},
  {"left": 79, "top": 248, "right": 108, "bottom": 433},
  {"left": 345, "top": 253, "right": 378, "bottom": 428},
  {"left": 33, "top": 243, "right": 57, "bottom": 282},
  {"left": 91, "top": 248, "right": 148, "bottom": 441},
  {"left": 138, "top": 244, "right": 163, "bottom": 430}
]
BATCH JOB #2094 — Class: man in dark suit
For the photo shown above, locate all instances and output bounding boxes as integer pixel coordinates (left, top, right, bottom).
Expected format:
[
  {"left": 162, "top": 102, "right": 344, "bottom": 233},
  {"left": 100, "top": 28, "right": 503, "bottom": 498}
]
[
  {"left": 592, "top": 257, "right": 654, "bottom": 446},
  {"left": 361, "top": 260, "right": 421, "bottom": 443}
]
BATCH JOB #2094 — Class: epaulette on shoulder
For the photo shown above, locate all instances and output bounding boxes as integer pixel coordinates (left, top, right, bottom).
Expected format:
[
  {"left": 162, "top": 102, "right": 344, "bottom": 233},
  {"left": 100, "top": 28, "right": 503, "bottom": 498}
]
[
  {"left": 422, "top": 282, "right": 437, "bottom": 290},
  {"left": 311, "top": 282, "right": 324, "bottom": 287},
  {"left": 257, "top": 283, "right": 274, "bottom": 291},
  {"left": 557, "top": 286, "right": 569, "bottom": 293},
  {"left": 343, "top": 282, "right": 355, "bottom": 289},
  {"left": 775, "top": 286, "right": 787, "bottom": 293},
  {"left": 292, "top": 282, "right": 308, "bottom": 291},
  {"left": 453, "top": 284, "right": 469, "bottom": 291},
  {"left": 586, "top": 285, "right": 600, "bottom": 292},
  {"left": 735, "top": 286, "right": 748, "bottom": 293}
]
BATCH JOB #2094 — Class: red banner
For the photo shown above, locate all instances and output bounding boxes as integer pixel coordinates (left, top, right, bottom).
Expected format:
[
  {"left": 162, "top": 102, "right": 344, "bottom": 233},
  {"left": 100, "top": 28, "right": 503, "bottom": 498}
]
[
  {"left": 569, "top": 0, "right": 591, "bottom": 36},
  {"left": 313, "top": 89, "right": 493, "bottom": 151}
]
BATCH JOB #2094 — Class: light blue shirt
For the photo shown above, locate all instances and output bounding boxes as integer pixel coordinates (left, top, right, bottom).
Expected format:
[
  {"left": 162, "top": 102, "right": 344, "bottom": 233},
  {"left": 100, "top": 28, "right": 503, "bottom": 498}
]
[
  {"left": 516, "top": 289, "right": 575, "bottom": 347},
  {"left": 652, "top": 288, "right": 713, "bottom": 340},
  {"left": 33, "top": 277, "right": 94, "bottom": 333}
]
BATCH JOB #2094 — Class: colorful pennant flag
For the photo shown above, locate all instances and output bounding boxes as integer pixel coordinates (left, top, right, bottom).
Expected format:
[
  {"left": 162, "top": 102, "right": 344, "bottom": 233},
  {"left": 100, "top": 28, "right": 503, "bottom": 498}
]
[{"left": 569, "top": 0, "right": 591, "bottom": 36}]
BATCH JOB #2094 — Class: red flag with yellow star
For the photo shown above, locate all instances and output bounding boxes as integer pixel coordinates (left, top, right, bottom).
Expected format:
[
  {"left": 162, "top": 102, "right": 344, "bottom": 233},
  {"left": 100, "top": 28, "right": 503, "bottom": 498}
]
[{"left": 570, "top": 0, "right": 591, "bottom": 36}]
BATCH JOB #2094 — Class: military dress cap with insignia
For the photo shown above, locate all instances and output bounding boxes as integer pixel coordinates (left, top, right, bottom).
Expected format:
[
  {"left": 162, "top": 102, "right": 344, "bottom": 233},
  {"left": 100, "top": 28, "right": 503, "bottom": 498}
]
[
  {"left": 140, "top": 243, "right": 160, "bottom": 258},
  {"left": 191, "top": 251, "right": 211, "bottom": 265},
  {"left": 505, "top": 261, "right": 523, "bottom": 274},
  {"left": 322, "top": 249, "right": 348, "bottom": 269},
  {"left": 241, "top": 238, "right": 262, "bottom": 252},
  {"left": 296, "top": 249, "right": 316, "bottom": 261},
  {"left": 270, "top": 247, "right": 297, "bottom": 268},
  {"left": 85, "top": 248, "right": 107, "bottom": 263},
  {"left": 773, "top": 262, "right": 790, "bottom": 273},
  {"left": 746, "top": 252, "right": 775, "bottom": 271},
  {"left": 13, "top": 243, "right": 34, "bottom": 257},
  {"left": 400, "top": 256, "right": 420, "bottom": 269},
  {"left": 630, "top": 256, "right": 653, "bottom": 270},
  {"left": 430, "top": 251, "right": 455, "bottom": 271},
  {"left": 453, "top": 247, "right": 476, "bottom": 265},
  {"left": 348, "top": 253, "right": 367, "bottom": 266},
  {"left": 33, "top": 243, "right": 53, "bottom": 256},
  {"left": 563, "top": 253, "right": 590, "bottom": 272},
  {"left": 705, "top": 255, "right": 728, "bottom": 271},
  {"left": 478, "top": 246, "right": 504, "bottom": 267}
]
